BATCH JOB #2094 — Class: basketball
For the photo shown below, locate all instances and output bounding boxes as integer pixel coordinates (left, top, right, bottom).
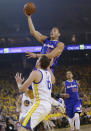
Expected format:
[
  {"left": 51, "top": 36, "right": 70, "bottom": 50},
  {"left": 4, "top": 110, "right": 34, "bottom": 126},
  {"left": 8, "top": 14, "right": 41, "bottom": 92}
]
[{"left": 24, "top": 2, "right": 36, "bottom": 15}]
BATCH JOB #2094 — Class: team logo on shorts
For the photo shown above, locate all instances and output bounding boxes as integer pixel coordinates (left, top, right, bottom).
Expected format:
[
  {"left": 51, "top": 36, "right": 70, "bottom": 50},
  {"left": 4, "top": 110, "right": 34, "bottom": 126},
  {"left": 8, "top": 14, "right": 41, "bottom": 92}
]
[{"left": 24, "top": 100, "right": 30, "bottom": 106}]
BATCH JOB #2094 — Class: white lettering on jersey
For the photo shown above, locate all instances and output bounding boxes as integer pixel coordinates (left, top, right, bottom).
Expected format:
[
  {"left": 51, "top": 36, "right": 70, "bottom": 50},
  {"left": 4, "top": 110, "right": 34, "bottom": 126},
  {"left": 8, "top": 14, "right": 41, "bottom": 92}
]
[
  {"left": 44, "top": 44, "right": 54, "bottom": 49},
  {"left": 67, "top": 84, "right": 77, "bottom": 89}
]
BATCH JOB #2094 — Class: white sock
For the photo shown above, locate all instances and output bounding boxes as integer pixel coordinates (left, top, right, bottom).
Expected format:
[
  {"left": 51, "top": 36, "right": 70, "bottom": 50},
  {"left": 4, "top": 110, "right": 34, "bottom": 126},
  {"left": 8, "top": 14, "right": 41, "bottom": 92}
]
[
  {"left": 74, "top": 113, "right": 80, "bottom": 130},
  {"left": 68, "top": 117, "right": 75, "bottom": 131}
]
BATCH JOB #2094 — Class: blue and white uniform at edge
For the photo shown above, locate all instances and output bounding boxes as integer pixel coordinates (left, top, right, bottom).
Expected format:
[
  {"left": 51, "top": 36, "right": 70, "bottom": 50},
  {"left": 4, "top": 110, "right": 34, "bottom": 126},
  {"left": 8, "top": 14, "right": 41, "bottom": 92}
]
[
  {"left": 65, "top": 80, "right": 82, "bottom": 119},
  {"left": 41, "top": 38, "right": 60, "bottom": 70}
]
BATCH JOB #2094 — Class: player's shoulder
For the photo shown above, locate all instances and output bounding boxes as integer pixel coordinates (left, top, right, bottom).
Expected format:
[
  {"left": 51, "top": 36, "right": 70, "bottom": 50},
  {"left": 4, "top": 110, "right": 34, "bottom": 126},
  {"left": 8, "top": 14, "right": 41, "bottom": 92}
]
[
  {"left": 30, "top": 70, "right": 40, "bottom": 78},
  {"left": 73, "top": 79, "right": 78, "bottom": 83},
  {"left": 32, "top": 69, "right": 44, "bottom": 78},
  {"left": 43, "top": 37, "right": 49, "bottom": 43},
  {"left": 65, "top": 80, "right": 70, "bottom": 84},
  {"left": 32, "top": 69, "right": 40, "bottom": 74},
  {"left": 57, "top": 41, "right": 64, "bottom": 46}
]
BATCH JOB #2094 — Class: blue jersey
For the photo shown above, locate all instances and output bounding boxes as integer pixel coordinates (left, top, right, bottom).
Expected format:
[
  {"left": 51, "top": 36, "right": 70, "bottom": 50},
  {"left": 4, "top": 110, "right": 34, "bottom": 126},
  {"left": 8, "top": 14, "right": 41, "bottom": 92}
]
[
  {"left": 65, "top": 80, "right": 80, "bottom": 101},
  {"left": 41, "top": 38, "right": 60, "bottom": 67},
  {"left": 65, "top": 80, "right": 82, "bottom": 118}
]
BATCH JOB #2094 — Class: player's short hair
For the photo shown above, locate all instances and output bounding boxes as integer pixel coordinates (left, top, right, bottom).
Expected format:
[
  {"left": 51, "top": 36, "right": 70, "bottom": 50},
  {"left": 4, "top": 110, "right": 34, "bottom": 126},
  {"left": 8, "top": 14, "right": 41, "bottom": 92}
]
[
  {"left": 66, "top": 70, "right": 72, "bottom": 74},
  {"left": 52, "top": 27, "right": 61, "bottom": 34},
  {"left": 65, "top": 70, "right": 74, "bottom": 77},
  {"left": 39, "top": 55, "right": 51, "bottom": 70},
  {"left": 66, "top": 70, "right": 72, "bottom": 73}
]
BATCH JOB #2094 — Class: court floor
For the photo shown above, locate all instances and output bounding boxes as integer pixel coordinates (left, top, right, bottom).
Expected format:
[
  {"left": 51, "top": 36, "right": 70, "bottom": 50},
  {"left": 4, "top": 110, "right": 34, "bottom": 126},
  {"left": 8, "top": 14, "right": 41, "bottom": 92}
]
[{"left": 48, "top": 124, "right": 91, "bottom": 131}]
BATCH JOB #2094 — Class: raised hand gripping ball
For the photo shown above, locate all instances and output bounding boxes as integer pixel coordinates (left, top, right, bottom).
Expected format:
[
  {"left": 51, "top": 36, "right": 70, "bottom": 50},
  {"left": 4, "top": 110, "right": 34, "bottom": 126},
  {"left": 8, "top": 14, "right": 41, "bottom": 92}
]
[{"left": 24, "top": 2, "right": 36, "bottom": 15}]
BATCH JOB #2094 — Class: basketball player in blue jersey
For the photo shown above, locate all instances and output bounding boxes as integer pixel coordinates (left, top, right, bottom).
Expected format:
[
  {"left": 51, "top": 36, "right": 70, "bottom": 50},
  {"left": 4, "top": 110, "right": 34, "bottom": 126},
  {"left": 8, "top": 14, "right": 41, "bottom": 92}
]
[
  {"left": 25, "top": 14, "right": 64, "bottom": 69},
  {"left": 60, "top": 71, "right": 82, "bottom": 131}
]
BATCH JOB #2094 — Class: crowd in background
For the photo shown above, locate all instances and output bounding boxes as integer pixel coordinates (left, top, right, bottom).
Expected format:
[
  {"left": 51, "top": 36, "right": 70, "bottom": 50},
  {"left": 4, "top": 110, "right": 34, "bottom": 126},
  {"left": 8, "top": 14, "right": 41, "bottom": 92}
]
[{"left": 0, "top": 65, "right": 91, "bottom": 130}]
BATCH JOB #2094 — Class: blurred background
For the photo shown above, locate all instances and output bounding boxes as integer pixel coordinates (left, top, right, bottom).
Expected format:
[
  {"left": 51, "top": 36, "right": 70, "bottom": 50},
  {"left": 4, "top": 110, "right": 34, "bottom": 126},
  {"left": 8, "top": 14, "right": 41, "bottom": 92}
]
[{"left": 0, "top": 0, "right": 91, "bottom": 47}]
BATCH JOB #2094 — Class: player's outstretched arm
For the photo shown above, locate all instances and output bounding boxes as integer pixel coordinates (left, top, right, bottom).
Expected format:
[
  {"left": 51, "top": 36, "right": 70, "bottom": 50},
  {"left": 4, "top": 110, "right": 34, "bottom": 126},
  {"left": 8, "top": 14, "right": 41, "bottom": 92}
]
[
  {"left": 15, "top": 70, "right": 42, "bottom": 92},
  {"left": 46, "top": 42, "right": 64, "bottom": 59},
  {"left": 26, "top": 42, "right": 64, "bottom": 59},
  {"left": 26, "top": 15, "right": 47, "bottom": 43},
  {"left": 15, "top": 71, "right": 35, "bottom": 92},
  {"left": 16, "top": 95, "right": 22, "bottom": 113},
  {"left": 48, "top": 67, "right": 55, "bottom": 84}
]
